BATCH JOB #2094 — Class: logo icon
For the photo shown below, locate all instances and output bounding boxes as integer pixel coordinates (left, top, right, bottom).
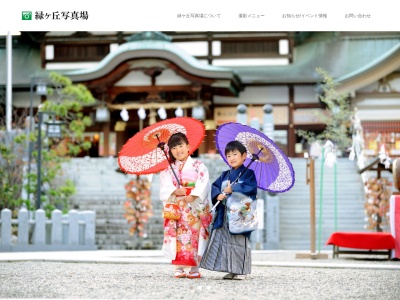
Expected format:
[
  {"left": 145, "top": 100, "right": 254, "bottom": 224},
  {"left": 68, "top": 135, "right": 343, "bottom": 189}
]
[{"left": 22, "top": 11, "right": 32, "bottom": 20}]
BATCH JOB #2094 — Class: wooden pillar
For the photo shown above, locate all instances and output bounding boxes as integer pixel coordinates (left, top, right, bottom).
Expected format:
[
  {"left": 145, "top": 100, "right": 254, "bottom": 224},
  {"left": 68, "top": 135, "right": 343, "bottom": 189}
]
[
  {"left": 103, "top": 122, "right": 110, "bottom": 156},
  {"left": 296, "top": 156, "right": 328, "bottom": 259},
  {"left": 199, "top": 129, "right": 216, "bottom": 155},
  {"left": 207, "top": 32, "right": 213, "bottom": 64},
  {"left": 288, "top": 85, "right": 296, "bottom": 157},
  {"left": 309, "top": 157, "right": 316, "bottom": 254}
]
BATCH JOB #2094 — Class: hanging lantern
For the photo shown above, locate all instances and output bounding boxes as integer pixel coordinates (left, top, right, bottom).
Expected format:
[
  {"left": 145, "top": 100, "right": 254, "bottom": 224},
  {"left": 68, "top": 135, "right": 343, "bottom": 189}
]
[
  {"left": 36, "top": 83, "right": 48, "bottom": 96},
  {"left": 192, "top": 105, "right": 205, "bottom": 120},
  {"left": 45, "top": 117, "right": 65, "bottom": 139},
  {"left": 95, "top": 106, "right": 110, "bottom": 122}
]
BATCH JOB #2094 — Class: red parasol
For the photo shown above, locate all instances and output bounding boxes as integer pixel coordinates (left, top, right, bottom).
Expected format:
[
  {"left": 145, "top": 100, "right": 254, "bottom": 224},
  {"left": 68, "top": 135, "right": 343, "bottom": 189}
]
[{"left": 118, "top": 117, "right": 205, "bottom": 176}]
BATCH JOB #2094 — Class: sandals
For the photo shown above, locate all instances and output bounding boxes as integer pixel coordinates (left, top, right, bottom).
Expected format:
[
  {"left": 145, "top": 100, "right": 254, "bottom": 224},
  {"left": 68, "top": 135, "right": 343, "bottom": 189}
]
[
  {"left": 174, "top": 269, "right": 201, "bottom": 279},
  {"left": 174, "top": 270, "right": 187, "bottom": 278},
  {"left": 187, "top": 271, "right": 201, "bottom": 279},
  {"left": 223, "top": 273, "right": 235, "bottom": 280},
  {"left": 223, "top": 273, "right": 246, "bottom": 280}
]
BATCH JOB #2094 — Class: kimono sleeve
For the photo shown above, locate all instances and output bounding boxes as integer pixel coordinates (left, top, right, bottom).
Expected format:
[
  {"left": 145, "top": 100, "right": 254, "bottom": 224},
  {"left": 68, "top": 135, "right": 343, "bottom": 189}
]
[
  {"left": 159, "top": 167, "right": 176, "bottom": 202},
  {"left": 211, "top": 170, "right": 228, "bottom": 204},
  {"left": 190, "top": 161, "right": 211, "bottom": 203}
]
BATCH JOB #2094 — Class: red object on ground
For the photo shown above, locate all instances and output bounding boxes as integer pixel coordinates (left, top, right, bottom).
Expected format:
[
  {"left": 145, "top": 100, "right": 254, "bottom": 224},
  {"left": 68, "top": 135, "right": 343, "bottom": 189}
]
[{"left": 326, "top": 232, "right": 395, "bottom": 250}]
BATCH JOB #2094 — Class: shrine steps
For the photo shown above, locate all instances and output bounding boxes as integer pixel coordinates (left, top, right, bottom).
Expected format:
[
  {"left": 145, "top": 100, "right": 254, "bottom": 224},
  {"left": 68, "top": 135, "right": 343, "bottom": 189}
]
[{"left": 66, "top": 156, "right": 367, "bottom": 251}]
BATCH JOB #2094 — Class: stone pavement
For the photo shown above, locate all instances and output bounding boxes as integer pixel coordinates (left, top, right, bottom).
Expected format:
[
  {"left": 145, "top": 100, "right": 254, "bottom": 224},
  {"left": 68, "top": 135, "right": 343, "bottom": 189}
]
[{"left": 1, "top": 250, "right": 399, "bottom": 299}]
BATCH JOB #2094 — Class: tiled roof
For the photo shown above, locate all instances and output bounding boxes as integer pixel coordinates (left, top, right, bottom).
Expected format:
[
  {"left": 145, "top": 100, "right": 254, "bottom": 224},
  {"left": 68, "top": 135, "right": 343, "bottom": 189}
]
[
  {"left": 1, "top": 33, "right": 400, "bottom": 90},
  {"left": 234, "top": 37, "right": 400, "bottom": 85}
]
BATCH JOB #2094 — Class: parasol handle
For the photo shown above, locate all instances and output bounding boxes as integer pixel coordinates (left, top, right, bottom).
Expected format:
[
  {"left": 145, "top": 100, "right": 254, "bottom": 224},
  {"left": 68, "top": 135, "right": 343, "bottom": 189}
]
[
  {"left": 210, "top": 201, "right": 220, "bottom": 212},
  {"left": 233, "top": 147, "right": 263, "bottom": 183},
  {"left": 157, "top": 140, "right": 181, "bottom": 187},
  {"left": 246, "top": 147, "right": 263, "bottom": 169}
]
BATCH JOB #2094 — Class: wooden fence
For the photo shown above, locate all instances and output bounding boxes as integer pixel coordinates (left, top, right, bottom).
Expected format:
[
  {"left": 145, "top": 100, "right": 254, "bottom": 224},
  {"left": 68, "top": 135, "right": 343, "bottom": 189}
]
[{"left": 0, "top": 207, "right": 97, "bottom": 252}]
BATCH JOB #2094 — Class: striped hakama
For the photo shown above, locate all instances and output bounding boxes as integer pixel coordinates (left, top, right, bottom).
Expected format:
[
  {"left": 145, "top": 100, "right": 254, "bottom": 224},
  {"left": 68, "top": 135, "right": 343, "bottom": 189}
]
[{"left": 199, "top": 214, "right": 252, "bottom": 275}]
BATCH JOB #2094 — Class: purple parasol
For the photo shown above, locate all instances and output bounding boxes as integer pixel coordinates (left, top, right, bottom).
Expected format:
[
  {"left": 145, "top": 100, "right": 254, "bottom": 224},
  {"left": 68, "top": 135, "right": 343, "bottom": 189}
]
[{"left": 215, "top": 122, "right": 295, "bottom": 193}]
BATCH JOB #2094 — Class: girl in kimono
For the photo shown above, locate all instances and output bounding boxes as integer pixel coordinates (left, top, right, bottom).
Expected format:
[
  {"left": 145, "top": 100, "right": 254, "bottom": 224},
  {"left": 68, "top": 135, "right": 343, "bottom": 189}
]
[
  {"left": 160, "top": 132, "right": 212, "bottom": 279},
  {"left": 200, "top": 140, "right": 257, "bottom": 280}
]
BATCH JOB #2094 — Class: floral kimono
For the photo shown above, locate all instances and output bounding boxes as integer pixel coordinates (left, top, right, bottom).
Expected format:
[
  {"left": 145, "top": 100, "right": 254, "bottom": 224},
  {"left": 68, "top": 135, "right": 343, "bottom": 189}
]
[{"left": 160, "top": 156, "right": 212, "bottom": 266}]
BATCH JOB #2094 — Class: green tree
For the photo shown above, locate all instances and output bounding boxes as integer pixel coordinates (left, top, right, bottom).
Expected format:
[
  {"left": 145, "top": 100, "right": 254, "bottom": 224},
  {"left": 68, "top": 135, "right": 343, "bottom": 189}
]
[
  {"left": 1, "top": 72, "right": 95, "bottom": 216},
  {"left": 296, "top": 68, "right": 354, "bottom": 152},
  {"left": 0, "top": 110, "right": 28, "bottom": 212}
]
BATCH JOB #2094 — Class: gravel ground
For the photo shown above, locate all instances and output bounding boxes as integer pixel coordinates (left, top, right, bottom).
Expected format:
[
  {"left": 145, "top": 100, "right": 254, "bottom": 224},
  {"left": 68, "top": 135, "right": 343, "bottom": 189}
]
[
  {"left": 252, "top": 251, "right": 397, "bottom": 265},
  {"left": 1, "top": 261, "right": 399, "bottom": 300}
]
